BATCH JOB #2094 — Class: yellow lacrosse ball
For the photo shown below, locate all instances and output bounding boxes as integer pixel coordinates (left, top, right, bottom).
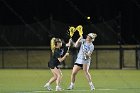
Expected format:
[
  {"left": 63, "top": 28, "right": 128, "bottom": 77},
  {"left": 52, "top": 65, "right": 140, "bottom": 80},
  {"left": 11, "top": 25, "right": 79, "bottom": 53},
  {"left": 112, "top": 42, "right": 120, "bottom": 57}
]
[{"left": 87, "top": 16, "right": 90, "bottom": 20}]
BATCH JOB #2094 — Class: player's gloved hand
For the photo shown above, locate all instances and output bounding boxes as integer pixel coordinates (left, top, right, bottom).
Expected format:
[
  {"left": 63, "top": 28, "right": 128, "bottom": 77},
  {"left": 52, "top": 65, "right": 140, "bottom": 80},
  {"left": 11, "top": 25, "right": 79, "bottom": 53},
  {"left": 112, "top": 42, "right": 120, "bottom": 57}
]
[
  {"left": 66, "top": 43, "right": 70, "bottom": 47},
  {"left": 65, "top": 53, "right": 69, "bottom": 56},
  {"left": 69, "top": 38, "right": 73, "bottom": 43},
  {"left": 78, "top": 36, "right": 83, "bottom": 41}
]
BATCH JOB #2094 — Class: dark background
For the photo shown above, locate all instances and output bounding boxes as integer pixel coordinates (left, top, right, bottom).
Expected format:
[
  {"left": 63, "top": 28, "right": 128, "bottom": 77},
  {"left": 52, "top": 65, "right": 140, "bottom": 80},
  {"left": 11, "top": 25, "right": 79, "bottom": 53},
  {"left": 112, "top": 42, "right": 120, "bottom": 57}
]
[{"left": 0, "top": 0, "right": 140, "bottom": 46}]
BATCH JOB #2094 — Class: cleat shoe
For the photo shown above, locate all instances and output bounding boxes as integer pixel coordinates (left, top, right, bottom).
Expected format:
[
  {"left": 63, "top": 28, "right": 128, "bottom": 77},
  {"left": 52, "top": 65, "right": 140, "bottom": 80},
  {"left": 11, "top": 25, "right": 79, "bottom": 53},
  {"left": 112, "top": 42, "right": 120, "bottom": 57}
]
[
  {"left": 44, "top": 84, "right": 53, "bottom": 91},
  {"left": 67, "top": 85, "right": 74, "bottom": 90},
  {"left": 56, "top": 86, "right": 63, "bottom": 91},
  {"left": 90, "top": 85, "right": 95, "bottom": 90}
]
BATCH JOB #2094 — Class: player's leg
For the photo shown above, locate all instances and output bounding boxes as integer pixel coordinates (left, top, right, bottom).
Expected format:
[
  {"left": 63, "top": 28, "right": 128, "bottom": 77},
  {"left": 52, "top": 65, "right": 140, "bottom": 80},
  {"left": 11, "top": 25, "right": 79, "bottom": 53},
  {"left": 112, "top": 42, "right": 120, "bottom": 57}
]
[
  {"left": 67, "top": 64, "right": 81, "bottom": 90},
  {"left": 83, "top": 64, "right": 95, "bottom": 90},
  {"left": 71, "top": 65, "right": 81, "bottom": 83},
  {"left": 58, "top": 68, "right": 63, "bottom": 84},
  {"left": 47, "top": 69, "right": 57, "bottom": 84},
  {"left": 53, "top": 67, "right": 63, "bottom": 91},
  {"left": 44, "top": 69, "right": 57, "bottom": 91}
]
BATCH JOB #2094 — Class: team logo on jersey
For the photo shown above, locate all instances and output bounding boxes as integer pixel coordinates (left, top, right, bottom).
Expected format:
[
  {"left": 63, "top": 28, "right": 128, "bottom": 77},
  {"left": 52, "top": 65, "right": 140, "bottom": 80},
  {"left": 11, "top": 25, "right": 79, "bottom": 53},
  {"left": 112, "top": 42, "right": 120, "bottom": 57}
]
[
  {"left": 84, "top": 45, "right": 90, "bottom": 51},
  {"left": 60, "top": 49, "right": 64, "bottom": 56}
]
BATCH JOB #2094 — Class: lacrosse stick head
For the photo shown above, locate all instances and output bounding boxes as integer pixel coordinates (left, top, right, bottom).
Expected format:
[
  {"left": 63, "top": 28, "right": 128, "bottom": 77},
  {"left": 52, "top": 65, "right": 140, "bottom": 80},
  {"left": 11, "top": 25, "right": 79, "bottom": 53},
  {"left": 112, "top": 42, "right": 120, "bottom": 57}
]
[
  {"left": 76, "top": 25, "right": 83, "bottom": 37},
  {"left": 69, "top": 26, "right": 76, "bottom": 37}
]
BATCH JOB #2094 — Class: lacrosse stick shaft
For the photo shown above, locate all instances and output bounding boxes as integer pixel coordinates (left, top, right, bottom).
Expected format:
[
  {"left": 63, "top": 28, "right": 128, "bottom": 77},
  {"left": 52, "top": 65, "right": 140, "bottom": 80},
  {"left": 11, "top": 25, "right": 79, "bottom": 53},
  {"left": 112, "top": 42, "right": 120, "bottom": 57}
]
[
  {"left": 67, "top": 46, "right": 70, "bottom": 53},
  {"left": 66, "top": 38, "right": 72, "bottom": 53}
]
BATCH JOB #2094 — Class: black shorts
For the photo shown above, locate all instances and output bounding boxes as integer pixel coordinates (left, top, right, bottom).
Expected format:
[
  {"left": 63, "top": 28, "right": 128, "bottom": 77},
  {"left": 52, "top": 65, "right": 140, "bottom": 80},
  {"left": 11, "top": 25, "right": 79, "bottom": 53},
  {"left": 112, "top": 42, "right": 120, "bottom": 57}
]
[
  {"left": 48, "top": 62, "right": 59, "bottom": 69},
  {"left": 74, "top": 63, "right": 83, "bottom": 68}
]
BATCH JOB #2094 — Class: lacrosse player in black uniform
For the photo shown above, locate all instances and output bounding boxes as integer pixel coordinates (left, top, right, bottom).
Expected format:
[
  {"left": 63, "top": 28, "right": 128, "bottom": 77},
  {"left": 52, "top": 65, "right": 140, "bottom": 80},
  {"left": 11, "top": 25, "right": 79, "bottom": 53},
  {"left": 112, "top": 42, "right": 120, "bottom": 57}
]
[{"left": 44, "top": 38, "right": 69, "bottom": 91}]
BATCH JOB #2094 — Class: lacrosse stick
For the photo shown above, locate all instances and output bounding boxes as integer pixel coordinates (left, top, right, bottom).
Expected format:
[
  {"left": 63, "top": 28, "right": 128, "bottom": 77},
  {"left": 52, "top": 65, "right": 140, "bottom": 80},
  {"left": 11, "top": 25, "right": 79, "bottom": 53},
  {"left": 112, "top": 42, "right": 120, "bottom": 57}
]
[
  {"left": 76, "top": 25, "right": 87, "bottom": 59},
  {"left": 76, "top": 25, "right": 83, "bottom": 37},
  {"left": 67, "top": 26, "right": 76, "bottom": 53}
]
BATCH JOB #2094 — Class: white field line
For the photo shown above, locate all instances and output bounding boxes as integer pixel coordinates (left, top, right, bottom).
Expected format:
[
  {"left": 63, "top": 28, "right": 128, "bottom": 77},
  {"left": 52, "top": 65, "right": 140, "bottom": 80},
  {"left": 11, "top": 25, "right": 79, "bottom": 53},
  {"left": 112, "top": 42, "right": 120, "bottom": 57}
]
[
  {"left": 34, "top": 89, "right": 117, "bottom": 92},
  {"left": 16, "top": 88, "right": 118, "bottom": 93}
]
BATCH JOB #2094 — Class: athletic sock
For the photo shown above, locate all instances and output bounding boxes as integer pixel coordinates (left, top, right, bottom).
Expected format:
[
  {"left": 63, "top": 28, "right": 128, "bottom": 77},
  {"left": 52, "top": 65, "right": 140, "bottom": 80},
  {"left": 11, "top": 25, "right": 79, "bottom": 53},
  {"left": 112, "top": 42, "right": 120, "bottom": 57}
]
[
  {"left": 70, "top": 82, "right": 74, "bottom": 86},
  {"left": 46, "top": 83, "right": 50, "bottom": 86},
  {"left": 89, "top": 82, "right": 93, "bottom": 86}
]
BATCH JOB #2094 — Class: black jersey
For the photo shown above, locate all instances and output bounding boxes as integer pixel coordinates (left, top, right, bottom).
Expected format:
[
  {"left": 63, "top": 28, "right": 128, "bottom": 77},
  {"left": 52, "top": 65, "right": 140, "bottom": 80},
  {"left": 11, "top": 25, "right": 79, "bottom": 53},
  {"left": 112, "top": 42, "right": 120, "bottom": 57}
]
[{"left": 48, "top": 48, "right": 61, "bottom": 69}]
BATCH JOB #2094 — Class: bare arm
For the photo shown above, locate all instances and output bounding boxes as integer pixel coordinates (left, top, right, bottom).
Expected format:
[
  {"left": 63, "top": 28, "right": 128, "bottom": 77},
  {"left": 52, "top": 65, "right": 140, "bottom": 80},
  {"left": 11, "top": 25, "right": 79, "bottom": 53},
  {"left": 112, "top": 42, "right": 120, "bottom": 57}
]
[
  {"left": 58, "top": 53, "right": 69, "bottom": 62},
  {"left": 66, "top": 38, "right": 72, "bottom": 47},
  {"left": 74, "top": 36, "right": 83, "bottom": 47}
]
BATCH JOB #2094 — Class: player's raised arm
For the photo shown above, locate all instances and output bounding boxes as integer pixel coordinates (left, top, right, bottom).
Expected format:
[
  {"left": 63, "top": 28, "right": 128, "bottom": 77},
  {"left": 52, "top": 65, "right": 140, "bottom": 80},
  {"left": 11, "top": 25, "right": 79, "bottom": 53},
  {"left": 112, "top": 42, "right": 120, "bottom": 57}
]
[{"left": 74, "top": 36, "right": 83, "bottom": 47}]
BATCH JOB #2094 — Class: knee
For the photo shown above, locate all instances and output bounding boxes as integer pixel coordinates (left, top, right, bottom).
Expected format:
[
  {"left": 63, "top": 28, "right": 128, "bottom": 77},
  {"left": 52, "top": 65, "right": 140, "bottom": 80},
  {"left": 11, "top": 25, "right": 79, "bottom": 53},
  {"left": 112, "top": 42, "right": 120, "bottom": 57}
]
[
  {"left": 83, "top": 68, "right": 87, "bottom": 72},
  {"left": 53, "top": 74, "right": 57, "bottom": 80},
  {"left": 60, "top": 73, "right": 63, "bottom": 78},
  {"left": 72, "top": 71, "right": 77, "bottom": 76},
  {"left": 83, "top": 69, "right": 89, "bottom": 75},
  {"left": 54, "top": 76, "right": 57, "bottom": 80},
  {"left": 57, "top": 73, "right": 63, "bottom": 79}
]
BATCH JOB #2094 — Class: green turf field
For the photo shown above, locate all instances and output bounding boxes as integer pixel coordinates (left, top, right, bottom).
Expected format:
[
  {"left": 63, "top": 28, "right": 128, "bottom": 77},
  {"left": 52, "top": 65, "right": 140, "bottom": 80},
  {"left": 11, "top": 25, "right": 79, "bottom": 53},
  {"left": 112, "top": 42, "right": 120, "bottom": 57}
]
[{"left": 0, "top": 69, "right": 140, "bottom": 93}]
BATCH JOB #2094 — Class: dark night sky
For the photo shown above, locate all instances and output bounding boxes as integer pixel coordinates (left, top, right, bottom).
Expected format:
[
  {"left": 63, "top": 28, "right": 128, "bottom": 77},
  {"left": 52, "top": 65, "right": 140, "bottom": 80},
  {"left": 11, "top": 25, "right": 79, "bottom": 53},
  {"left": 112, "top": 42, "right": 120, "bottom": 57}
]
[
  {"left": 0, "top": 0, "right": 123, "bottom": 25},
  {"left": 0, "top": 0, "right": 140, "bottom": 46}
]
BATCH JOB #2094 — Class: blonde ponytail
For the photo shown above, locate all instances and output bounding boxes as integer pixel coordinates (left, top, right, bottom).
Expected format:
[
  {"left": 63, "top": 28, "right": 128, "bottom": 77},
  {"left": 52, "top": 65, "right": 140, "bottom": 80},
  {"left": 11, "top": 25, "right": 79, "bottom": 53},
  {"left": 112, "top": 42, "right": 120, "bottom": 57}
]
[{"left": 50, "top": 37, "right": 56, "bottom": 53}]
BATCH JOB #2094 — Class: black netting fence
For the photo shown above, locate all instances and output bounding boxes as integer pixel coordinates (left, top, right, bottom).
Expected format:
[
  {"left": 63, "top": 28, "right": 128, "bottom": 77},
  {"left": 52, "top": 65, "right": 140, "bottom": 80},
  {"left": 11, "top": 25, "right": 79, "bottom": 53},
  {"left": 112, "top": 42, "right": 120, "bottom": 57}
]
[{"left": 0, "top": 46, "right": 140, "bottom": 69}]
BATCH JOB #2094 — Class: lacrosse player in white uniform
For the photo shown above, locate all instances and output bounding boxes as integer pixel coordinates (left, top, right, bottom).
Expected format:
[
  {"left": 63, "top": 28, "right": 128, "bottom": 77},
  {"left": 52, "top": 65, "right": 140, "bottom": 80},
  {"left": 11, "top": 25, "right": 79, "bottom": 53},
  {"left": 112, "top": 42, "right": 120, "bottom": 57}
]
[{"left": 67, "top": 33, "right": 97, "bottom": 90}]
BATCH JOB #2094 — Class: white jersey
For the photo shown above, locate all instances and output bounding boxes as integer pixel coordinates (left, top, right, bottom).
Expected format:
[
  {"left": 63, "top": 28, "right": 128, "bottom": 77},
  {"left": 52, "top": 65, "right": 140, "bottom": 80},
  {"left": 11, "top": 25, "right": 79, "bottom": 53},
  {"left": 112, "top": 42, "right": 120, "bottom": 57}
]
[{"left": 75, "top": 39, "right": 94, "bottom": 65}]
